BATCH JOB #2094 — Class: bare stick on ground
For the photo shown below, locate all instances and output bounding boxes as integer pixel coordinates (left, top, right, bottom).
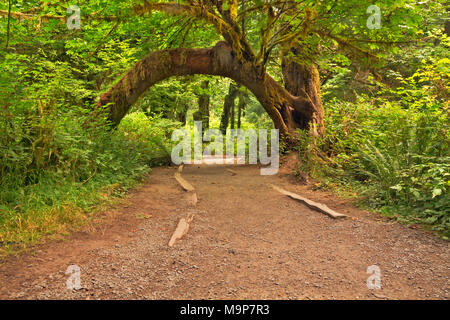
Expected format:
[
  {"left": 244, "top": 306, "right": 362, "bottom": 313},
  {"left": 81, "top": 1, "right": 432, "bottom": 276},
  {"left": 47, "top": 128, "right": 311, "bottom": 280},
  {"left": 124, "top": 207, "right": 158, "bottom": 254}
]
[
  {"left": 226, "top": 169, "right": 237, "bottom": 175},
  {"left": 174, "top": 172, "right": 195, "bottom": 192},
  {"left": 170, "top": 171, "right": 198, "bottom": 246},
  {"left": 188, "top": 192, "right": 198, "bottom": 206},
  {"left": 271, "top": 185, "right": 347, "bottom": 219},
  {"left": 168, "top": 212, "right": 196, "bottom": 247},
  {"left": 168, "top": 218, "right": 190, "bottom": 247},
  {"left": 174, "top": 170, "right": 197, "bottom": 206}
]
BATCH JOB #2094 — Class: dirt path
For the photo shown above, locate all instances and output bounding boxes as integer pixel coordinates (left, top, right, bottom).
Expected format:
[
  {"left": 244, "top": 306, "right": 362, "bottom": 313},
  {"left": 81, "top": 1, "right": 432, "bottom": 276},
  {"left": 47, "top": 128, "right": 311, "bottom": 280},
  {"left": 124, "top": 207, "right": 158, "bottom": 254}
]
[{"left": 0, "top": 164, "right": 449, "bottom": 299}]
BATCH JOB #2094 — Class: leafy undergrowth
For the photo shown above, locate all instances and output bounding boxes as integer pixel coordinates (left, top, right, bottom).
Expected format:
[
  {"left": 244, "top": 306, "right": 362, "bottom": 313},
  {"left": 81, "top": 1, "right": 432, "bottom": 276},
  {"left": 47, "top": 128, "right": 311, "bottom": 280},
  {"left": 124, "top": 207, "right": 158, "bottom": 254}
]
[
  {"left": 0, "top": 111, "right": 178, "bottom": 256},
  {"left": 310, "top": 176, "right": 448, "bottom": 239},
  {"left": 296, "top": 56, "right": 449, "bottom": 238}
]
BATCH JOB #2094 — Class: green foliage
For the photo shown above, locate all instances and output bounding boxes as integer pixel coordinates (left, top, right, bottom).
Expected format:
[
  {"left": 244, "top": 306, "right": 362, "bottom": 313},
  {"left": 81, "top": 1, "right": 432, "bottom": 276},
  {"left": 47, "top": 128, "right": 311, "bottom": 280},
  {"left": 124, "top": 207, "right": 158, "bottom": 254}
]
[
  {"left": 0, "top": 103, "right": 180, "bottom": 253},
  {"left": 118, "top": 112, "right": 181, "bottom": 165},
  {"left": 299, "top": 49, "right": 449, "bottom": 236},
  {"left": 0, "top": 4, "right": 182, "bottom": 252},
  {"left": 1, "top": 0, "right": 448, "bottom": 251}
]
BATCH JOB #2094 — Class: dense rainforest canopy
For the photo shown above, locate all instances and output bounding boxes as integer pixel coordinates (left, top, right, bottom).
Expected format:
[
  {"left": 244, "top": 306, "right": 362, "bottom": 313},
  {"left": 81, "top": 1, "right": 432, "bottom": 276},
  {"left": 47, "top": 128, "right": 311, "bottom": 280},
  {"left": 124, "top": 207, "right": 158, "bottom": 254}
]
[{"left": 0, "top": 0, "right": 448, "bottom": 252}]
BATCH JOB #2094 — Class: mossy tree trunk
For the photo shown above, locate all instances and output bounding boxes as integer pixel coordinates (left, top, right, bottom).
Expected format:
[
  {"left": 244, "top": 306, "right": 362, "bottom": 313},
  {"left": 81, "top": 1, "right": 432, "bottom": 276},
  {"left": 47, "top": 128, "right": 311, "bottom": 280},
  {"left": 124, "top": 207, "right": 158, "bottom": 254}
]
[{"left": 281, "top": 50, "right": 325, "bottom": 137}]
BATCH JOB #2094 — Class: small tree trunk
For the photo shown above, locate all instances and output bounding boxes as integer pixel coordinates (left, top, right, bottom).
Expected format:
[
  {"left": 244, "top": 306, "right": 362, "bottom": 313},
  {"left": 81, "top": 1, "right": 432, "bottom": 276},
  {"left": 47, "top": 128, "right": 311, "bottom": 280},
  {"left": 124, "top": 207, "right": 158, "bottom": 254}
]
[
  {"left": 220, "top": 83, "right": 239, "bottom": 134},
  {"left": 193, "top": 80, "right": 210, "bottom": 131},
  {"left": 237, "top": 98, "right": 242, "bottom": 129},
  {"left": 237, "top": 104, "right": 241, "bottom": 129},
  {"left": 230, "top": 97, "right": 235, "bottom": 130},
  {"left": 237, "top": 90, "right": 248, "bottom": 129},
  {"left": 177, "top": 103, "right": 188, "bottom": 125}
]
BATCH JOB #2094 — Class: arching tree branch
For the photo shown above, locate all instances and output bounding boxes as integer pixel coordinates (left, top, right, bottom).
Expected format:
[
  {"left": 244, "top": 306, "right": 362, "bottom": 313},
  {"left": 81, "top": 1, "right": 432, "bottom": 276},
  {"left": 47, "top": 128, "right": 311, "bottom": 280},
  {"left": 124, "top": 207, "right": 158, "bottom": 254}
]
[{"left": 96, "top": 42, "right": 313, "bottom": 138}]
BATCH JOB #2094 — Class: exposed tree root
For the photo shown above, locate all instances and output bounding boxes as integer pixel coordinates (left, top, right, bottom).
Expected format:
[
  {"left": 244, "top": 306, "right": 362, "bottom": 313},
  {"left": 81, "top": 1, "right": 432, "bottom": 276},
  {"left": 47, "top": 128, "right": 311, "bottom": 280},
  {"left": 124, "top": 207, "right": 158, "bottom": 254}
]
[
  {"left": 168, "top": 214, "right": 193, "bottom": 247},
  {"left": 174, "top": 172, "right": 195, "bottom": 192},
  {"left": 271, "top": 185, "right": 347, "bottom": 219},
  {"left": 170, "top": 169, "right": 198, "bottom": 247}
]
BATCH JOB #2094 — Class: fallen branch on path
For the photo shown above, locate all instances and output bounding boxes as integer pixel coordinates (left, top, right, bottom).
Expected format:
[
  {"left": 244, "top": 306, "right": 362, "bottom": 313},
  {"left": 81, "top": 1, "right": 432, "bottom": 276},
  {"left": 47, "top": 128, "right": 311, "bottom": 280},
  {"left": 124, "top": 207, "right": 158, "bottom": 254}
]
[
  {"left": 169, "top": 170, "right": 198, "bottom": 247},
  {"left": 168, "top": 211, "right": 196, "bottom": 247},
  {"left": 188, "top": 191, "right": 198, "bottom": 206},
  {"left": 270, "top": 185, "right": 347, "bottom": 219},
  {"left": 174, "top": 170, "right": 197, "bottom": 205},
  {"left": 226, "top": 168, "right": 237, "bottom": 175},
  {"left": 168, "top": 218, "right": 190, "bottom": 247},
  {"left": 174, "top": 172, "right": 194, "bottom": 192}
]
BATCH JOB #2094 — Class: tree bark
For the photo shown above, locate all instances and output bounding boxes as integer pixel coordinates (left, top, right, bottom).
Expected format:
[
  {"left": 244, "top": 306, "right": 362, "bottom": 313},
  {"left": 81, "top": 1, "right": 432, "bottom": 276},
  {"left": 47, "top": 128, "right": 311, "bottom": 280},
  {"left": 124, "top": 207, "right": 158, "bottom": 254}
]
[
  {"left": 97, "top": 41, "right": 317, "bottom": 140},
  {"left": 230, "top": 95, "right": 235, "bottom": 130},
  {"left": 193, "top": 80, "right": 210, "bottom": 131},
  {"left": 281, "top": 51, "right": 325, "bottom": 137},
  {"left": 237, "top": 90, "right": 248, "bottom": 129},
  {"left": 220, "top": 83, "right": 239, "bottom": 133},
  {"left": 237, "top": 101, "right": 242, "bottom": 129}
]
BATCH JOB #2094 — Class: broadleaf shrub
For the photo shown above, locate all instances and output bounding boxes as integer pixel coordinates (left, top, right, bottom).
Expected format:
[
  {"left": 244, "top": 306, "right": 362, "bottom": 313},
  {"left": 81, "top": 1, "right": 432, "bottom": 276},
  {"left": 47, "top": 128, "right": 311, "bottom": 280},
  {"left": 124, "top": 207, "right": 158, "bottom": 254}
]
[{"left": 298, "top": 53, "right": 449, "bottom": 237}]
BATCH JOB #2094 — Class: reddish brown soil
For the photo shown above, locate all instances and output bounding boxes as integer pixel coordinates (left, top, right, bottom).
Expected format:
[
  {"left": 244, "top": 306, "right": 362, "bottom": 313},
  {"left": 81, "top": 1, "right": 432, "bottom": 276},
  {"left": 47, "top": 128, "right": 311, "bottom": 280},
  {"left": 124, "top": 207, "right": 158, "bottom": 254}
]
[{"left": 0, "top": 164, "right": 448, "bottom": 299}]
